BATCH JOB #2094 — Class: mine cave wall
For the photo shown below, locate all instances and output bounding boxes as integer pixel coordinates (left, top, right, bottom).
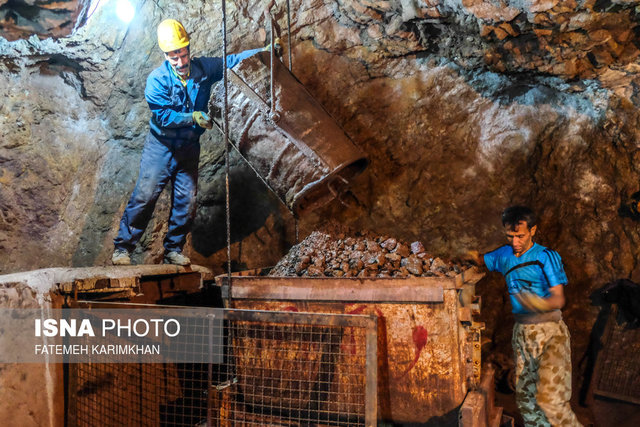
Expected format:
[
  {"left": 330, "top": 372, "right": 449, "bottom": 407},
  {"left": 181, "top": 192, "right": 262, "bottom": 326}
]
[
  {"left": 0, "top": 272, "right": 65, "bottom": 427},
  {"left": 2, "top": 0, "right": 640, "bottom": 420}
]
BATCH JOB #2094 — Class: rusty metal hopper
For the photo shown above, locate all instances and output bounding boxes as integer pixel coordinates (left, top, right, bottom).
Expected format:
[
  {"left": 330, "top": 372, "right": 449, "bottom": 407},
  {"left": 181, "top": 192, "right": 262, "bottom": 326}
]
[
  {"left": 216, "top": 267, "right": 486, "bottom": 424},
  {"left": 211, "top": 51, "right": 368, "bottom": 217}
]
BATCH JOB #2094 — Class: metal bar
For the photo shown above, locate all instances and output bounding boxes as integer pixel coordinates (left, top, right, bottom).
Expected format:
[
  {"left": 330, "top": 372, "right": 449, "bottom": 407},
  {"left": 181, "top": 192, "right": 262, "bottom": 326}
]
[
  {"left": 286, "top": 0, "right": 292, "bottom": 72},
  {"left": 218, "top": 272, "right": 460, "bottom": 286},
  {"left": 270, "top": 16, "right": 275, "bottom": 117},
  {"left": 73, "top": 300, "right": 200, "bottom": 309},
  {"left": 217, "top": 268, "right": 482, "bottom": 290},
  {"left": 67, "top": 364, "right": 78, "bottom": 427},
  {"left": 137, "top": 364, "right": 143, "bottom": 426},
  {"left": 592, "top": 390, "right": 640, "bottom": 406},
  {"left": 207, "top": 313, "right": 214, "bottom": 427},
  {"left": 223, "top": 308, "right": 376, "bottom": 328},
  {"left": 226, "top": 281, "right": 445, "bottom": 302},
  {"left": 365, "top": 315, "right": 377, "bottom": 427}
]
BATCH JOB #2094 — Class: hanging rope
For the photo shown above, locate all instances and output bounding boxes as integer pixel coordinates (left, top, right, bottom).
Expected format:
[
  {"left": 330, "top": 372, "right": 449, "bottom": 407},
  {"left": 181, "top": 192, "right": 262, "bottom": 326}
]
[{"left": 222, "top": 0, "right": 232, "bottom": 281}]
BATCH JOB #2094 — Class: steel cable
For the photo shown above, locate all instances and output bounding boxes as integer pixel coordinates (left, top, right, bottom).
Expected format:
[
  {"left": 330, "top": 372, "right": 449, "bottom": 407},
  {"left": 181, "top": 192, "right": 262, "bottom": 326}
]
[{"left": 221, "top": 0, "right": 232, "bottom": 281}]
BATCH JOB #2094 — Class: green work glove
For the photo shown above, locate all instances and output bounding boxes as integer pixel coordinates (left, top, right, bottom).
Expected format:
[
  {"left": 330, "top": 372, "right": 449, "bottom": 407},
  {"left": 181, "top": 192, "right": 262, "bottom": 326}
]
[
  {"left": 192, "top": 111, "right": 213, "bottom": 129},
  {"left": 263, "top": 37, "right": 281, "bottom": 52}
]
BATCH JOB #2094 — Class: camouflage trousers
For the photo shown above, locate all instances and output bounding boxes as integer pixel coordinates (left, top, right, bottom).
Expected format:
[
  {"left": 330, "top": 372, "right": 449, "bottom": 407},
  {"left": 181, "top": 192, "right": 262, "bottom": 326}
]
[{"left": 512, "top": 320, "right": 582, "bottom": 427}]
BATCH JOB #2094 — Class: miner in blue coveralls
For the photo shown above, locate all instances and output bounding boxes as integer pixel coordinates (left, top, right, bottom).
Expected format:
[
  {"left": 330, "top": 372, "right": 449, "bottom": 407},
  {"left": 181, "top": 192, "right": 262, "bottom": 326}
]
[{"left": 112, "top": 19, "right": 267, "bottom": 266}]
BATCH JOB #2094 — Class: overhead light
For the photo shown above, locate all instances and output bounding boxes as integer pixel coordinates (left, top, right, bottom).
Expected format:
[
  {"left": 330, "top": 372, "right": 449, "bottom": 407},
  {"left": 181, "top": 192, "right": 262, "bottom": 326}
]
[{"left": 116, "top": 0, "right": 135, "bottom": 24}]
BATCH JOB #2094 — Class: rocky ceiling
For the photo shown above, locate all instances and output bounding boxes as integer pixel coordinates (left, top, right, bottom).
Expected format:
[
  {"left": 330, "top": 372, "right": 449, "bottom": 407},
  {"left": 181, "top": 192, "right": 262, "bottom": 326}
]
[
  {"left": 0, "top": 0, "right": 90, "bottom": 41},
  {"left": 3, "top": 2, "right": 640, "bottom": 423}
]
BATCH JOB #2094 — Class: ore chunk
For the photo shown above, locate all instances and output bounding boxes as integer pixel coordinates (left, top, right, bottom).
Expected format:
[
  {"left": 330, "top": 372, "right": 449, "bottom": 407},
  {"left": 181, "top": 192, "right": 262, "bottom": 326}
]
[
  {"left": 404, "top": 255, "right": 424, "bottom": 275},
  {"left": 268, "top": 223, "right": 467, "bottom": 279},
  {"left": 411, "top": 241, "right": 426, "bottom": 254},
  {"left": 381, "top": 238, "right": 397, "bottom": 251}
]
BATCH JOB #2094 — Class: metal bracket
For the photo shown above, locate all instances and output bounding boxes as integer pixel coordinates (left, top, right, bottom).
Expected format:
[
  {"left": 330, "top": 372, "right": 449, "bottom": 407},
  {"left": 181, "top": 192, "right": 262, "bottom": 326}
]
[
  {"left": 214, "top": 377, "right": 238, "bottom": 391},
  {"left": 467, "top": 321, "right": 485, "bottom": 387}
]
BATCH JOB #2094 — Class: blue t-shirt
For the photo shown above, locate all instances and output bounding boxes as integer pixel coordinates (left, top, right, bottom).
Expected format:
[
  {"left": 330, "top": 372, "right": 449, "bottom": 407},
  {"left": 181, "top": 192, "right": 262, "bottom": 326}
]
[{"left": 483, "top": 243, "right": 567, "bottom": 314}]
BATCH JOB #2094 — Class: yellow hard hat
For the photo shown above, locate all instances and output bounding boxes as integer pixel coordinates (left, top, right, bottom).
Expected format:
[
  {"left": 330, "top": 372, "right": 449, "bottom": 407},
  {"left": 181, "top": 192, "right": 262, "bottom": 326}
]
[{"left": 157, "top": 19, "right": 190, "bottom": 52}]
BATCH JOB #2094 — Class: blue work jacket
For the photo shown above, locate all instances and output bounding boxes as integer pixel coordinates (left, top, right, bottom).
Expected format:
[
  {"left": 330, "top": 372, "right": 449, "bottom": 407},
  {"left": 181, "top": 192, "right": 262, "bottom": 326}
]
[{"left": 145, "top": 48, "right": 262, "bottom": 142}]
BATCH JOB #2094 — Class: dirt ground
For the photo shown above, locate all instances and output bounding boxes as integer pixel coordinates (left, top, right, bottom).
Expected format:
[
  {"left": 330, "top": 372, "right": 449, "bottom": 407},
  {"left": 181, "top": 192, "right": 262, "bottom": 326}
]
[{"left": 496, "top": 390, "right": 640, "bottom": 427}]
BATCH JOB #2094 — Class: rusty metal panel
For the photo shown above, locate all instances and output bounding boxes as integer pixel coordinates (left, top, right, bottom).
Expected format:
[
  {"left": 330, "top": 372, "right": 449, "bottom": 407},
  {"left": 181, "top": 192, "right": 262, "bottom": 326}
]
[
  {"left": 214, "top": 51, "right": 368, "bottom": 216},
  {"left": 217, "top": 269, "right": 484, "bottom": 423},
  {"left": 230, "top": 295, "right": 468, "bottom": 422}
]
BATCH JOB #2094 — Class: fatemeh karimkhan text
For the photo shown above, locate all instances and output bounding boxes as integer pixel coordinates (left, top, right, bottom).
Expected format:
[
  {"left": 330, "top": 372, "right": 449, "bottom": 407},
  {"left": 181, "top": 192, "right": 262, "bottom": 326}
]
[{"left": 34, "top": 344, "right": 160, "bottom": 355}]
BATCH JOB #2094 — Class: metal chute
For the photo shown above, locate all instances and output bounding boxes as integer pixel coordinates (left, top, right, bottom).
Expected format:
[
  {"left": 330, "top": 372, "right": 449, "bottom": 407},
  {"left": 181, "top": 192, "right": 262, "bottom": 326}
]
[{"left": 210, "top": 51, "right": 368, "bottom": 217}]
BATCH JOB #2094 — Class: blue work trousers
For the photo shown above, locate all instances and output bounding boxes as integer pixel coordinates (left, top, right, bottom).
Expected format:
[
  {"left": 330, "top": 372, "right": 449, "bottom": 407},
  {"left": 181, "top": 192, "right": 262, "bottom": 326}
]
[{"left": 114, "top": 132, "right": 200, "bottom": 253}]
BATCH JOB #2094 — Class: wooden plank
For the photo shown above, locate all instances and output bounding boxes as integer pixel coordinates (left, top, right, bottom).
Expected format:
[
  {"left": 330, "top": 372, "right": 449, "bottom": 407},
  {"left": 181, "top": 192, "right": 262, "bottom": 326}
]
[{"left": 0, "top": 264, "right": 214, "bottom": 293}]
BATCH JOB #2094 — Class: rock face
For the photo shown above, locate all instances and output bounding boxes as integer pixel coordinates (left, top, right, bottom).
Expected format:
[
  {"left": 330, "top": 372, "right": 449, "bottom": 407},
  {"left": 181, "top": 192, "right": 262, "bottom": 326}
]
[
  {"left": 0, "top": 270, "right": 65, "bottom": 427},
  {"left": 3, "top": 0, "right": 640, "bottom": 423}
]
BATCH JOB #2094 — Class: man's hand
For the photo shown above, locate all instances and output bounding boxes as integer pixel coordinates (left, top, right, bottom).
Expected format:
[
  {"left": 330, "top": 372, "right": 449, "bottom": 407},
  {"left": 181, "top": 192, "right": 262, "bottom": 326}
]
[
  {"left": 514, "top": 291, "right": 552, "bottom": 313},
  {"left": 263, "top": 37, "right": 281, "bottom": 53},
  {"left": 193, "top": 111, "right": 213, "bottom": 129},
  {"left": 464, "top": 250, "right": 484, "bottom": 266}
]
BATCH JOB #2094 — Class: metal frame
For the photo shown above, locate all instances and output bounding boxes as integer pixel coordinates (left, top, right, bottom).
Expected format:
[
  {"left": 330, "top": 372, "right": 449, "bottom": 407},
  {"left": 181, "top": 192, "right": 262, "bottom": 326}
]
[
  {"left": 67, "top": 305, "right": 378, "bottom": 426},
  {"left": 218, "top": 267, "right": 486, "bottom": 303}
]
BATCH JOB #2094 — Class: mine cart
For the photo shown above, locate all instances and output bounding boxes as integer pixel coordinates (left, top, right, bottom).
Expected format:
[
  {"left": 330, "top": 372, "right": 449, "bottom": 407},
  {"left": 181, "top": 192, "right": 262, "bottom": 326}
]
[{"left": 216, "top": 267, "right": 503, "bottom": 426}]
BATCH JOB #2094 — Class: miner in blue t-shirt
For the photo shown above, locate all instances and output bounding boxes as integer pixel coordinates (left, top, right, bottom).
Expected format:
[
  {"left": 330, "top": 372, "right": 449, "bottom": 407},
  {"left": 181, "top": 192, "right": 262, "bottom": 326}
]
[{"left": 468, "top": 206, "right": 581, "bottom": 426}]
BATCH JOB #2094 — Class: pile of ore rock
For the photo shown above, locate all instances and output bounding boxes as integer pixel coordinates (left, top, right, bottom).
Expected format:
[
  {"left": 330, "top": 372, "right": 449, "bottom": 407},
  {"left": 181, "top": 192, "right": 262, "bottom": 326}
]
[{"left": 269, "top": 223, "right": 470, "bottom": 278}]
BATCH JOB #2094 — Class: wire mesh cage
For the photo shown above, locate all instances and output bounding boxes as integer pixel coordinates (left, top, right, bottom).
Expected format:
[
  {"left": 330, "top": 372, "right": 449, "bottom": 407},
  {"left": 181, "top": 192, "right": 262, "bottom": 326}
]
[
  {"left": 593, "top": 305, "right": 640, "bottom": 405},
  {"left": 68, "top": 307, "right": 377, "bottom": 426}
]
